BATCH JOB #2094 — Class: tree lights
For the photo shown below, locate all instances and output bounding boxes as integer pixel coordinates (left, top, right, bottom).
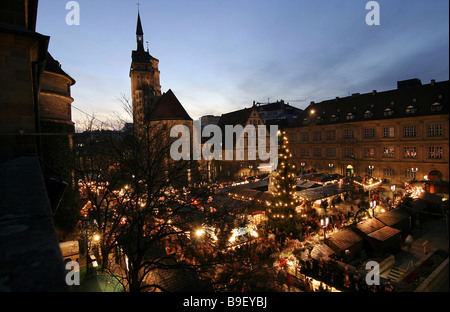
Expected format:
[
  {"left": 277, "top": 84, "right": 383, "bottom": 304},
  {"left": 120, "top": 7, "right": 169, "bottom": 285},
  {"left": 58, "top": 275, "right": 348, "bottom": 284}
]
[{"left": 267, "top": 131, "right": 301, "bottom": 235}]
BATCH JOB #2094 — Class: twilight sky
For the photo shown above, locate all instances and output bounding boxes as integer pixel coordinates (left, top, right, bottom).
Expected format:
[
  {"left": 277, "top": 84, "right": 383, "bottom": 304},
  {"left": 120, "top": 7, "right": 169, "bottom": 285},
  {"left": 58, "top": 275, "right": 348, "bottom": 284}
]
[{"left": 36, "top": 0, "right": 449, "bottom": 130}]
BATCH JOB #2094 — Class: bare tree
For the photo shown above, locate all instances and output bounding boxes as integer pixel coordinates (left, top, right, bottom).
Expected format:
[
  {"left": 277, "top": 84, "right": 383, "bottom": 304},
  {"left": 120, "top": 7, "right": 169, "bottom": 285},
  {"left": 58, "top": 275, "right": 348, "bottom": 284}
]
[{"left": 74, "top": 96, "right": 274, "bottom": 292}]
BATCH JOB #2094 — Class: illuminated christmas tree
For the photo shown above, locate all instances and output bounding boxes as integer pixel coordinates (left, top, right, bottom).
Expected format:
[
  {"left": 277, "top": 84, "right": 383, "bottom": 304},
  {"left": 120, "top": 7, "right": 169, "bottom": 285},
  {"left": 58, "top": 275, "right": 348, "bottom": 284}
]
[{"left": 267, "top": 130, "right": 300, "bottom": 236}]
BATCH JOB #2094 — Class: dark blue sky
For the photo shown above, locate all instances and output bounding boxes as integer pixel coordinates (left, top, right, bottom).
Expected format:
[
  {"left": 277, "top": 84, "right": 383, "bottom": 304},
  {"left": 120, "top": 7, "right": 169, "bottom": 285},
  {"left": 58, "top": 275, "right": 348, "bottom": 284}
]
[{"left": 36, "top": 0, "right": 449, "bottom": 129}]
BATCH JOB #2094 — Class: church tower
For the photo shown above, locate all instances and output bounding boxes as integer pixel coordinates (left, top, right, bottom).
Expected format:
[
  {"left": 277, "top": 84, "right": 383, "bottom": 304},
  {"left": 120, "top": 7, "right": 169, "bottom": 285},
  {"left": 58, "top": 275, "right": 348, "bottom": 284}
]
[{"left": 130, "top": 10, "right": 161, "bottom": 125}]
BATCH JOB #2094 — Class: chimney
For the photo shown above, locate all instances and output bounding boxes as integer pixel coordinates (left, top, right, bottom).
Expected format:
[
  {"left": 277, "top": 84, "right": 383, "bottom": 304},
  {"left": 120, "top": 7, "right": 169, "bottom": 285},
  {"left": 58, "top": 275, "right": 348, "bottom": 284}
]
[
  {"left": 310, "top": 101, "right": 315, "bottom": 105},
  {"left": 372, "top": 90, "right": 377, "bottom": 95},
  {"left": 431, "top": 79, "right": 435, "bottom": 85}
]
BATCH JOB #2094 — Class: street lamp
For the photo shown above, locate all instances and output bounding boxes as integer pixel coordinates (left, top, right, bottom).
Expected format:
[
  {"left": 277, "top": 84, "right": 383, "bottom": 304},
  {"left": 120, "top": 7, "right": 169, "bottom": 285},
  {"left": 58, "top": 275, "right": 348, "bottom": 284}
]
[
  {"left": 329, "top": 163, "right": 334, "bottom": 174},
  {"left": 411, "top": 168, "right": 418, "bottom": 180},
  {"left": 368, "top": 165, "right": 374, "bottom": 177},
  {"left": 370, "top": 200, "right": 377, "bottom": 218},
  {"left": 301, "top": 163, "right": 305, "bottom": 174},
  {"left": 320, "top": 217, "right": 329, "bottom": 240}
]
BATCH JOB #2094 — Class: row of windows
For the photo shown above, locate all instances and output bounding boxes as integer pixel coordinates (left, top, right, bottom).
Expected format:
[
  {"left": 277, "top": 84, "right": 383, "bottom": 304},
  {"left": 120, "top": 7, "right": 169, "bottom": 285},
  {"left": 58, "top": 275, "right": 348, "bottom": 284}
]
[
  {"left": 292, "top": 146, "right": 443, "bottom": 159},
  {"left": 302, "top": 102, "right": 444, "bottom": 125},
  {"left": 383, "top": 168, "right": 422, "bottom": 179},
  {"left": 292, "top": 124, "right": 443, "bottom": 141}
]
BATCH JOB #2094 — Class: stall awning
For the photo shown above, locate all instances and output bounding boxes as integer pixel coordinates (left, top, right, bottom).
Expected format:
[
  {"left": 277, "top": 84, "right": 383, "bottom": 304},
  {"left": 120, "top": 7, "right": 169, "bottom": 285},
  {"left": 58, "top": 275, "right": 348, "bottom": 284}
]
[
  {"left": 356, "top": 218, "right": 385, "bottom": 235},
  {"left": 327, "top": 228, "right": 363, "bottom": 251},
  {"left": 296, "top": 183, "right": 353, "bottom": 201},
  {"left": 368, "top": 226, "right": 401, "bottom": 242},
  {"left": 375, "top": 209, "right": 410, "bottom": 227},
  {"left": 311, "top": 244, "right": 335, "bottom": 260}
]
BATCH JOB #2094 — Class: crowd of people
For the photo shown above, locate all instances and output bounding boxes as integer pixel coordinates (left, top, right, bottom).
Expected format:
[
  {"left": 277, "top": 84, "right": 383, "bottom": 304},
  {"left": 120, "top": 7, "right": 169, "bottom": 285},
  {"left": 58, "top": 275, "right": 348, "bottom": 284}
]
[{"left": 171, "top": 180, "right": 401, "bottom": 292}]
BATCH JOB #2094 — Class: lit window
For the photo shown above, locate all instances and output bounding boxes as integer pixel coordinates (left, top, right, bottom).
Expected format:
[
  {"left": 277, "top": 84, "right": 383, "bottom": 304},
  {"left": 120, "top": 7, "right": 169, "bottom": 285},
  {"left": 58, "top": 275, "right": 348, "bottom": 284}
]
[
  {"left": 383, "top": 147, "right": 395, "bottom": 158},
  {"left": 346, "top": 113, "right": 355, "bottom": 120},
  {"left": 431, "top": 102, "right": 443, "bottom": 112},
  {"left": 405, "top": 169, "right": 415, "bottom": 179},
  {"left": 364, "top": 147, "right": 375, "bottom": 158},
  {"left": 364, "top": 111, "right": 373, "bottom": 119},
  {"left": 403, "top": 147, "right": 417, "bottom": 158},
  {"left": 406, "top": 105, "right": 417, "bottom": 114},
  {"left": 428, "top": 146, "right": 443, "bottom": 159},
  {"left": 383, "top": 127, "right": 395, "bottom": 138},
  {"left": 384, "top": 108, "right": 394, "bottom": 116}
]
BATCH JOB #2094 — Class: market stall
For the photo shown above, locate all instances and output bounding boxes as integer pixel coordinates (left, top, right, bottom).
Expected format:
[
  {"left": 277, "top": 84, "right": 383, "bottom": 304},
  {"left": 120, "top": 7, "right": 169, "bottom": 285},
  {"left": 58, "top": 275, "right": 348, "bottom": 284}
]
[
  {"left": 367, "top": 226, "right": 402, "bottom": 254},
  {"left": 375, "top": 208, "right": 411, "bottom": 236},
  {"left": 326, "top": 228, "right": 363, "bottom": 263}
]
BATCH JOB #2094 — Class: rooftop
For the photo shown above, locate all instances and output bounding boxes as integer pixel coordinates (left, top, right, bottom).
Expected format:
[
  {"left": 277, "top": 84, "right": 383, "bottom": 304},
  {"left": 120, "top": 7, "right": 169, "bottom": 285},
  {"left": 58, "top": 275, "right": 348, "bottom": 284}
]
[{"left": 289, "top": 79, "right": 449, "bottom": 128}]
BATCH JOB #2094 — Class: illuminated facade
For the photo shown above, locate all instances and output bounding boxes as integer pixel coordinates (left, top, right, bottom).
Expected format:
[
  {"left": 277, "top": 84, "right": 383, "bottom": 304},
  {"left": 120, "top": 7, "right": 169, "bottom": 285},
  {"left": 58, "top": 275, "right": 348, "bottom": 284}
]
[{"left": 286, "top": 79, "right": 449, "bottom": 186}]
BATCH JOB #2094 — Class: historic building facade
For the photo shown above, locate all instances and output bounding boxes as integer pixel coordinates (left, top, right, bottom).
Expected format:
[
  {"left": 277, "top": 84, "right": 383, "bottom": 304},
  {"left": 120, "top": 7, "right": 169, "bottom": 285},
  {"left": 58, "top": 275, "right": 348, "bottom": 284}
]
[
  {"left": 206, "top": 106, "right": 274, "bottom": 181},
  {"left": 286, "top": 79, "right": 449, "bottom": 185}
]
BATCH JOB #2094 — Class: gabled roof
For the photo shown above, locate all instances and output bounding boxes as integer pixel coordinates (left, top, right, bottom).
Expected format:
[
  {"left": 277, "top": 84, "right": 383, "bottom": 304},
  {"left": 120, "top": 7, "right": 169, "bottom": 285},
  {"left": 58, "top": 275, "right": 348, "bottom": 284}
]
[
  {"left": 368, "top": 226, "right": 401, "bottom": 242},
  {"left": 327, "top": 228, "right": 363, "bottom": 251},
  {"left": 375, "top": 209, "right": 410, "bottom": 227},
  {"left": 217, "top": 107, "right": 257, "bottom": 129},
  {"left": 149, "top": 89, "right": 192, "bottom": 121},
  {"left": 356, "top": 218, "right": 385, "bottom": 235},
  {"left": 289, "top": 79, "right": 449, "bottom": 128}
]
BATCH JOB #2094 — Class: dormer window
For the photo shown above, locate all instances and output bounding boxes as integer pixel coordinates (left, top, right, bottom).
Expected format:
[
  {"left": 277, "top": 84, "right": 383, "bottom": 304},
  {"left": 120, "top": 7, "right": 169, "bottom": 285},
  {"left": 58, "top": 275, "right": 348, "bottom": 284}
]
[
  {"left": 384, "top": 108, "right": 394, "bottom": 117},
  {"left": 364, "top": 110, "right": 373, "bottom": 119},
  {"left": 431, "top": 102, "right": 443, "bottom": 112},
  {"left": 406, "top": 105, "right": 417, "bottom": 114},
  {"left": 316, "top": 116, "right": 323, "bottom": 124},
  {"left": 303, "top": 118, "right": 310, "bottom": 125},
  {"left": 330, "top": 115, "right": 338, "bottom": 122},
  {"left": 346, "top": 113, "right": 355, "bottom": 120}
]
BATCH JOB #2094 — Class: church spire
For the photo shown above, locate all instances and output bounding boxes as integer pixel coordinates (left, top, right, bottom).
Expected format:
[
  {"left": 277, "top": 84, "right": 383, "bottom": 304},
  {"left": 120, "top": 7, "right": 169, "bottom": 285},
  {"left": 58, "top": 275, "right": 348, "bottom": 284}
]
[{"left": 136, "top": 10, "right": 144, "bottom": 51}]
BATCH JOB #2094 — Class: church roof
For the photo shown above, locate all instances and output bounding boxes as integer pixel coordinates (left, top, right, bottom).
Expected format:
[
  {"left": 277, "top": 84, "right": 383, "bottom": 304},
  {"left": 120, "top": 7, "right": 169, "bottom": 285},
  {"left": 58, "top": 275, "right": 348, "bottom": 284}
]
[
  {"left": 44, "top": 52, "right": 76, "bottom": 85},
  {"left": 136, "top": 11, "right": 143, "bottom": 36},
  {"left": 149, "top": 89, "right": 192, "bottom": 121},
  {"left": 131, "top": 11, "right": 157, "bottom": 63}
]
